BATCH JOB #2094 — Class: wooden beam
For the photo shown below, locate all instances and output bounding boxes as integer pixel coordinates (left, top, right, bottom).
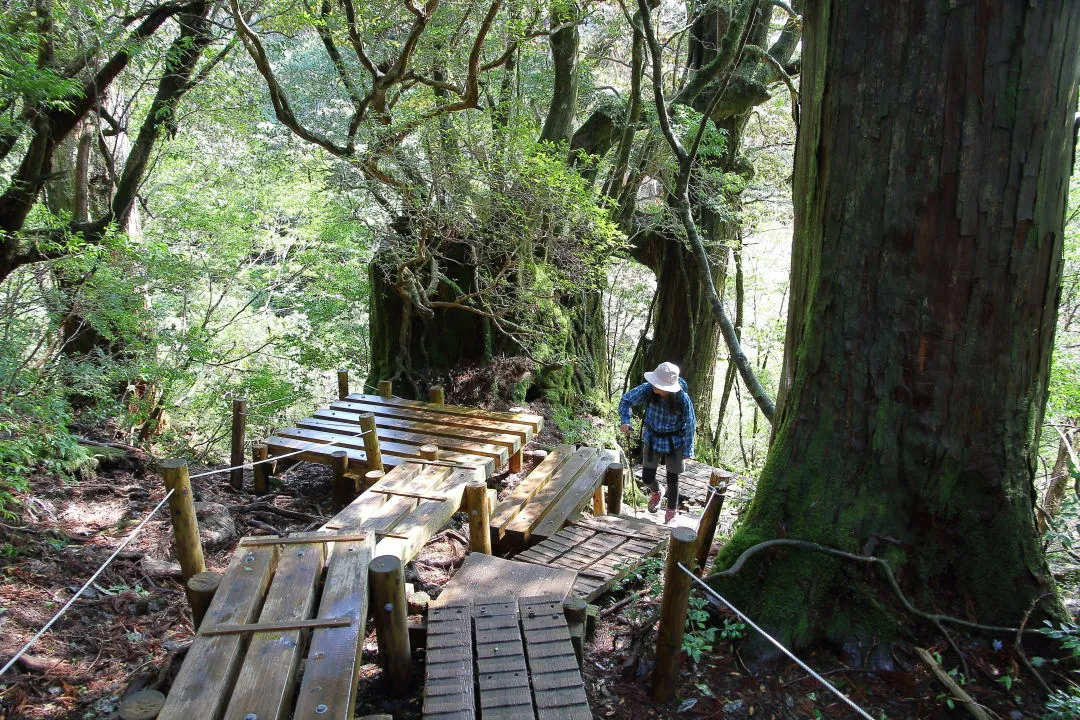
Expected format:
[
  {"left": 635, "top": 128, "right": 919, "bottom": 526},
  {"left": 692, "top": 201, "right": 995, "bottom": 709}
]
[{"left": 200, "top": 616, "right": 351, "bottom": 636}]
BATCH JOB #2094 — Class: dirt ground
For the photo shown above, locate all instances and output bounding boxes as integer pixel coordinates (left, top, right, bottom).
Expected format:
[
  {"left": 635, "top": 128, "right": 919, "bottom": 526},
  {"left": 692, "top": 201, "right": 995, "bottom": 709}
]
[{"left": 0, "top": 438, "right": 1074, "bottom": 719}]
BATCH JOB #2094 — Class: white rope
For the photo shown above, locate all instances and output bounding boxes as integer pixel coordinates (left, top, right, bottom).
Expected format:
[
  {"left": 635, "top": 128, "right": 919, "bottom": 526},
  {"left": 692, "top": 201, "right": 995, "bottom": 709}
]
[
  {"left": 0, "top": 488, "right": 177, "bottom": 678},
  {"left": 677, "top": 563, "right": 876, "bottom": 720},
  {"left": 187, "top": 428, "right": 374, "bottom": 480}
]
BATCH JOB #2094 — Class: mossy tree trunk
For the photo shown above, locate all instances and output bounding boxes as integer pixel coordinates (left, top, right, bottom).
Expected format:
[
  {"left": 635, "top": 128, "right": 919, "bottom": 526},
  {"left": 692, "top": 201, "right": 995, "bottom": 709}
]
[{"left": 714, "top": 0, "right": 1079, "bottom": 663}]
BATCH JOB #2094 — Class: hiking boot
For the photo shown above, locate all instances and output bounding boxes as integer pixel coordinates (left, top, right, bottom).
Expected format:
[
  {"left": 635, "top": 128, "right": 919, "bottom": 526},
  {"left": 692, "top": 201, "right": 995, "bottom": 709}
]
[
  {"left": 647, "top": 490, "right": 661, "bottom": 512},
  {"left": 664, "top": 507, "right": 676, "bottom": 524}
]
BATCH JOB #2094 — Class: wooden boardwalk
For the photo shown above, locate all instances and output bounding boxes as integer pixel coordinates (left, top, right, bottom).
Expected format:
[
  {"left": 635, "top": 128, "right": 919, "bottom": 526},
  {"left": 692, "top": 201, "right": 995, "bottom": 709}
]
[
  {"left": 633, "top": 458, "right": 732, "bottom": 506},
  {"left": 423, "top": 595, "right": 591, "bottom": 720},
  {"left": 514, "top": 514, "right": 670, "bottom": 600},
  {"left": 322, "top": 461, "right": 486, "bottom": 563},
  {"left": 490, "top": 445, "right": 620, "bottom": 546},
  {"left": 159, "top": 531, "right": 374, "bottom": 720},
  {"left": 265, "top": 393, "right": 543, "bottom": 480}
]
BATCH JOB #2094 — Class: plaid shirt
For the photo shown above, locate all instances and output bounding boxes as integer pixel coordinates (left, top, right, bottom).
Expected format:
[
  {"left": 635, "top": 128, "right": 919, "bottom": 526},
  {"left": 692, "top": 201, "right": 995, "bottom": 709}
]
[{"left": 619, "top": 379, "right": 696, "bottom": 457}]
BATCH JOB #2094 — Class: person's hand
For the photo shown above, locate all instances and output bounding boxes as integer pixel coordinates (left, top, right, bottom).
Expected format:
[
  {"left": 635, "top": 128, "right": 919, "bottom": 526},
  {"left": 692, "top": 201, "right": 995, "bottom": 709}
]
[{"left": 620, "top": 423, "right": 631, "bottom": 436}]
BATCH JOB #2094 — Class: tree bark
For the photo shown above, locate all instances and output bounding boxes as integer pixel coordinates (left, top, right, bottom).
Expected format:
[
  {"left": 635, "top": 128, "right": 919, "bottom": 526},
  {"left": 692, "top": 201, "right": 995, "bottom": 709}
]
[{"left": 715, "top": 0, "right": 1079, "bottom": 663}]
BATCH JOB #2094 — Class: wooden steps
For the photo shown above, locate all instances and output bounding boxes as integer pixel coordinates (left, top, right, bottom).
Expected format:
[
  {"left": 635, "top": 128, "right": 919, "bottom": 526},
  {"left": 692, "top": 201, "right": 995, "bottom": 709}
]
[
  {"left": 322, "top": 462, "right": 477, "bottom": 563},
  {"left": 491, "top": 445, "right": 617, "bottom": 546},
  {"left": 514, "top": 514, "right": 670, "bottom": 601},
  {"left": 422, "top": 594, "right": 591, "bottom": 720},
  {"left": 159, "top": 531, "right": 374, "bottom": 720}
]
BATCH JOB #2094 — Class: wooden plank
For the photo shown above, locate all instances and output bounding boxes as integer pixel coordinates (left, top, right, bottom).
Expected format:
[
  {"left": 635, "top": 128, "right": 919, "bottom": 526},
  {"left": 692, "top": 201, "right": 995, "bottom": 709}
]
[
  {"left": 312, "top": 409, "right": 522, "bottom": 453},
  {"left": 438, "top": 553, "right": 577, "bottom": 604},
  {"left": 345, "top": 392, "right": 543, "bottom": 432},
  {"left": 423, "top": 598, "right": 475, "bottom": 720},
  {"left": 199, "top": 617, "right": 350, "bottom": 635},
  {"left": 519, "top": 595, "right": 592, "bottom": 720},
  {"left": 490, "top": 445, "right": 575, "bottom": 534},
  {"left": 375, "top": 469, "right": 475, "bottom": 562},
  {"left": 294, "top": 532, "right": 375, "bottom": 720},
  {"left": 225, "top": 540, "right": 325, "bottom": 720},
  {"left": 473, "top": 597, "right": 533, "bottom": 719},
  {"left": 330, "top": 400, "right": 533, "bottom": 441},
  {"left": 239, "top": 532, "right": 370, "bottom": 547},
  {"left": 275, "top": 426, "right": 494, "bottom": 476},
  {"left": 266, "top": 435, "right": 399, "bottom": 472},
  {"left": 158, "top": 545, "right": 277, "bottom": 720},
  {"left": 359, "top": 466, "right": 454, "bottom": 535},
  {"left": 297, "top": 416, "right": 509, "bottom": 464},
  {"left": 321, "top": 464, "right": 427, "bottom": 531},
  {"left": 571, "top": 513, "right": 670, "bottom": 540},
  {"left": 503, "top": 447, "right": 600, "bottom": 544},
  {"left": 531, "top": 449, "right": 618, "bottom": 541}
]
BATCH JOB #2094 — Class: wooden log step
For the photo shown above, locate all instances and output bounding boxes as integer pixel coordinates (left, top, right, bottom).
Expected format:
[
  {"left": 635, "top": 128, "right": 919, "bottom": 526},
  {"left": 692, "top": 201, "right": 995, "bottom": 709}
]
[
  {"left": 530, "top": 449, "right": 619, "bottom": 541},
  {"left": 297, "top": 415, "right": 509, "bottom": 463},
  {"left": 313, "top": 409, "right": 522, "bottom": 452},
  {"left": 345, "top": 393, "right": 544, "bottom": 433},
  {"left": 330, "top": 400, "right": 534, "bottom": 441},
  {"left": 502, "top": 447, "right": 600, "bottom": 544},
  {"left": 490, "top": 446, "right": 576, "bottom": 534}
]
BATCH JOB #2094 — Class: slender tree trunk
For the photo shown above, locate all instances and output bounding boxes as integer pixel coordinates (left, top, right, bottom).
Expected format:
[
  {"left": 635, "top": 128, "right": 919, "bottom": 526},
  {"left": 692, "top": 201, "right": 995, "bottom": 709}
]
[{"left": 715, "top": 0, "right": 1079, "bottom": 663}]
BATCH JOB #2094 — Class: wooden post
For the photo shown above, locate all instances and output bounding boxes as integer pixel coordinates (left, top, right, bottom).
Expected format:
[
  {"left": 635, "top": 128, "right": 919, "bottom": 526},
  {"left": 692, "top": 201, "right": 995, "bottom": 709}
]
[
  {"left": 651, "top": 526, "right": 698, "bottom": 702},
  {"left": 331, "top": 449, "right": 352, "bottom": 505},
  {"left": 363, "top": 469, "right": 385, "bottom": 488},
  {"left": 694, "top": 470, "right": 728, "bottom": 575},
  {"left": 378, "top": 379, "right": 393, "bottom": 398},
  {"left": 337, "top": 369, "right": 350, "bottom": 400},
  {"left": 252, "top": 444, "right": 269, "bottom": 495},
  {"left": 427, "top": 385, "right": 444, "bottom": 404},
  {"left": 419, "top": 444, "right": 439, "bottom": 461},
  {"left": 605, "top": 462, "right": 624, "bottom": 516},
  {"left": 358, "top": 413, "right": 383, "bottom": 472},
  {"left": 230, "top": 398, "right": 246, "bottom": 490},
  {"left": 509, "top": 449, "right": 522, "bottom": 473},
  {"left": 186, "top": 571, "right": 222, "bottom": 630},
  {"left": 161, "top": 460, "right": 206, "bottom": 611},
  {"left": 369, "top": 554, "right": 412, "bottom": 694},
  {"left": 465, "top": 481, "right": 492, "bottom": 554},
  {"left": 563, "top": 596, "right": 588, "bottom": 665},
  {"left": 592, "top": 486, "right": 606, "bottom": 516}
]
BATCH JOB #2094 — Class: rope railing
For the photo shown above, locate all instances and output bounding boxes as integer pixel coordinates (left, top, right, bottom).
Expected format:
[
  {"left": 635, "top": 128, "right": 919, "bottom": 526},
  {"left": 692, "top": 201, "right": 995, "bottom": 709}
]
[
  {"left": 676, "top": 562, "right": 876, "bottom": 720},
  {"left": 188, "top": 427, "right": 374, "bottom": 480},
  {"left": 0, "top": 488, "right": 177, "bottom": 678}
]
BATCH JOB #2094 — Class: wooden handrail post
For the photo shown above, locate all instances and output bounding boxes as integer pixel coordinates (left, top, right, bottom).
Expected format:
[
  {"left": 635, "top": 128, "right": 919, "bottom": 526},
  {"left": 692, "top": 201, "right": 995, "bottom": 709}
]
[
  {"left": 378, "top": 379, "right": 393, "bottom": 398},
  {"left": 651, "top": 526, "right": 697, "bottom": 702},
  {"left": 186, "top": 570, "right": 222, "bottom": 630},
  {"left": 419, "top": 444, "right": 439, "bottom": 461},
  {"left": 369, "top": 554, "right": 412, "bottom": 694},
  {"left": 605, "top": 462, "right": 624, "bottom": 516},
  {"left": 230, "top": 398, "right": 246, "bottom": 490},
  {"left": 358, "top": 413, "right": 383, "bottom": 472},
  {"left": 694, "top": 469, "right": 729, "bottom": 575},
  {"left": 337, "top": 369, "right": 350, "bottom": 400},
  {"left": 161, "top": 459, "right": 207, "bottom": 612},
  {"left": 363, "top": 469, "right": 385, "bottom": 488},
  {"left": 252, "top": 444, "right": 269, "bottom": 495},
  {"left": 331, "top": 449, "right": 352, "bottom": 505},
  {"left": 427, "top": 385, "right": 444, "bottom": 404},
  {"left": 465, "top": 481, "right": 492, "bottom": 554}
]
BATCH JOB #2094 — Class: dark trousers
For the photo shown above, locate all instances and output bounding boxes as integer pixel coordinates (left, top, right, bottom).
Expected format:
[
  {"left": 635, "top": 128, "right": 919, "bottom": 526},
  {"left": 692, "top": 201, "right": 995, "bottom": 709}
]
[{"left": 641, "top": 445, "right": 683, "bottom": 510}]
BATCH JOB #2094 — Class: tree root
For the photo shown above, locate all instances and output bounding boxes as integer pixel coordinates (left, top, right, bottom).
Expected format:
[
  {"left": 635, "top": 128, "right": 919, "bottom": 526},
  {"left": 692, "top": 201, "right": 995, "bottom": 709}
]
[
  {"left": 915, "top": 647, "right": 994, "bottom": 720},
  {"left": 704, "top": 538, "right": 1041, "bottom": 637}
]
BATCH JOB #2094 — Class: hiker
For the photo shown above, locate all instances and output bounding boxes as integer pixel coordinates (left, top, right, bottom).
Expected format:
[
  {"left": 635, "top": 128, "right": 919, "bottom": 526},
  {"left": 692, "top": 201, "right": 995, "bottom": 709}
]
[{"left": 618, "top": 361, "right": 696, "bottom": 524}]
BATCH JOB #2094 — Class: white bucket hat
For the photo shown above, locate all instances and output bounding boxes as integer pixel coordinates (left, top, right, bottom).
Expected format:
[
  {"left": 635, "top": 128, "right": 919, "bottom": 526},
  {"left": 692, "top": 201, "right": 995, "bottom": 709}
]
[{"left": 644, "top": 361, "right": 682, "bottom": 393}]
